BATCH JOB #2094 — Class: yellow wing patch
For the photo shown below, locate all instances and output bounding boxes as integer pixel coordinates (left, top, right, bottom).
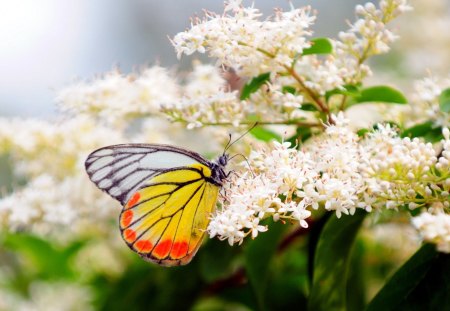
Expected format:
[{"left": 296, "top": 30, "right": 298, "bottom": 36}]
[{"left": 119, "top": 164, "right": 219, "bottom": 266}]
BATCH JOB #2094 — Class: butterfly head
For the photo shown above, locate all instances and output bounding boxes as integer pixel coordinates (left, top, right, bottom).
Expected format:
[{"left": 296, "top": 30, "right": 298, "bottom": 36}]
[
  {"left": 210, "top": 153, "right": 229, "bottom": 186},
  {"left": 210, "top": 123, "right": 258, "bottom": 186},
  {"left": 218, "top": 153, "right": 229, "bottom": 167}
]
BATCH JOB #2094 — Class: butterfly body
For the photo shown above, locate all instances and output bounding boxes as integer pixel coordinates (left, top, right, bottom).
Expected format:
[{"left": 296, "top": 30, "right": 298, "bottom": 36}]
[{"left": 85, "top": 144, "right": 228, "bottom": 266}]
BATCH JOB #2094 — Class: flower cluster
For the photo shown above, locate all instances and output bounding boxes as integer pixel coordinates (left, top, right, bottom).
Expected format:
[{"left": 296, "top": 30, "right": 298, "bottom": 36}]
[
  {"left": 172, "top": 0, "right": 315, "bottom": 78},
  {"left": 412, "top": 210, "right": 450, "bottom": 253},
  {"left": 209, "top": 142, "right": 314, "bottom": 245},
  {"left": 361, "top": 125, "right": 449, "bottom": 210},
  {"left": 165, "top": 0, "right": 411, "bottom": 129},
  {"left": 408, "top": 77, "right": 450, "bottom": 127},
  {"left": 0, "top": 281, "right": 94, "bottom": 311},
  {"left": 0, "top": 117, "right": 125, "bottom": 235},
  {"left": 334, "top": 0, "right": 412, "bottom": 84},
  {"left": 209, "top": 115, "right": 450, "bottom": 249},
  {"left": 162, "top": 90, "right": 244, "bottom": 128},
  {"left": 161, "top": 64, "right": 313, "bottom": 128},
  {"left": 0, "top": 116, "right": 170, "bottom": 238},
  {"left": 57, "top": 66, "right": 178, "bottom": 127}
]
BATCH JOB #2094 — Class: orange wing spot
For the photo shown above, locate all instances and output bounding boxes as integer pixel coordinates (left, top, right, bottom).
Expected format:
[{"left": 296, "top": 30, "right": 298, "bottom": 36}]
[
  {"left": 123, "top": 229, "right": 137, "bottom": 243},
  {"left": 153, "top": 239, "right": 172, "bottom": 258},
  {"left": 120, "top": 210, "right": 134, "bottom": 227},
  {"left": 171, "top": 241, "right": 189, "bottom": 258},
  {"left": 127, "top": 192, "right": 141, "bottom": 209},
  {"left": 135, "top": 239, "right": 153, "bottom": 253}
]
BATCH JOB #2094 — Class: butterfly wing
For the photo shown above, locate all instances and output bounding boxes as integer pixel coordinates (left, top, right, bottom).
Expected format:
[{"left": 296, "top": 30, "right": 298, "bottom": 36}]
[
  {"left": 85, "top": 144, "right": 220, "bottom": 266},
  {"left": 85, "top": 144, "right": 211, "bottom": 204},
  {"left": 120, "top": 165, "right": 220, "bottom": 266}
]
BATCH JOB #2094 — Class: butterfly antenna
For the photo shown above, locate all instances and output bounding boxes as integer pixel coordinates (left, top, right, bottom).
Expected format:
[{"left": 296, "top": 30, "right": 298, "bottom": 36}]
[
  {"left": 229, "top": 153, "right": 255, "bottom": 178},
  {"left": 224, "top": 122, "right": 258, "bottom": 154},
  {"left": 223, "top": 133, "right": 233, "bottom": 152}
]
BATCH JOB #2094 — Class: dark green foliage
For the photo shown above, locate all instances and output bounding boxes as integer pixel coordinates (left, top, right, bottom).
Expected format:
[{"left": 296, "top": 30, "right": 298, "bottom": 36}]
[
  {"left": 244, "top": 220, "right": 287, "bottom": 310},
  {"left": 240, "top": 72, "right": 271, "bottom": 100},
  {"left": 401, "top": 121, "right": 443, "bottom": 142},
  {"left": 2, "top": 233, "right": 84, "bottom": 281},
  {"left": 308, "top": 210, "right": 367, "bottom": 311},
  {"left": 367, "top": 244, "right": 450, "bottom": 311}
]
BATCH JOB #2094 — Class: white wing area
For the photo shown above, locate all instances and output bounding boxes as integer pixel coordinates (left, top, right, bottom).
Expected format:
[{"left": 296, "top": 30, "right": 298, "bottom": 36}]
[{"left": 85, "top": 144, "right": 206, "bottom": 204}]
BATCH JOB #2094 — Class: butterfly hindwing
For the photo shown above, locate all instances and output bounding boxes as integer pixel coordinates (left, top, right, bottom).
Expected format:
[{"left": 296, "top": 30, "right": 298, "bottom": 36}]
[{"left": 119, "top": 164, "right": 220, "bottom": 266}]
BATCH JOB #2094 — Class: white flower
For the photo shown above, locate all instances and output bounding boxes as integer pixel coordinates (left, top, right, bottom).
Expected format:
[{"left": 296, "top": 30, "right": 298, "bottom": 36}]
[
  {"left": 172, "top": 4, "right": 315, "bottom": 77},
  {"left": 334, "top": 0, "right": 411, "bottom": 84},
  {"left": 412, "top": 210, "right": 450, "bottom": 253},
  {"left": 224, "top": 0, "right": 243, "bottom": 13},
  {"left": 407, "top": 76, "right": 450, "bottom": 127},
  {"left": 183, "top": 62, "right": 227, "bottom": 97},
  {"left": 57, "top": 66, "right": 179, "bottom": 126},
  {"left": 208, "top": 141, "right": 317, "bottom": 244}
]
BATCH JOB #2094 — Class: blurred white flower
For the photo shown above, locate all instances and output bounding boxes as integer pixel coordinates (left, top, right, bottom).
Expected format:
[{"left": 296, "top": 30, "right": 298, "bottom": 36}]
[
  {"left": 16, "top": 282, "right": 94, "bottom": 311},
  {"left": 57, "top": 66, "right": 179, "bottom": 127},
  {"left": 395, "top": 0, "right": 450, "bottom": 76},
  {"left": 0, "top": 115, "right": 174, "bottom": 236},
  {"left": 183, "top": 62, "right": 227, "bottom": 97},
  {"left": 412, "top": 210, "right": 450, "bottom": 253},
  {"left": 408, "top": 76, "right": 450, "bottom": 127}
]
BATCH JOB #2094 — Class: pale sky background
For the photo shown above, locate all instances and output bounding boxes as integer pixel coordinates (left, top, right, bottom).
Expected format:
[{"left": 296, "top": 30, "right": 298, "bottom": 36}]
[{"left": 0, "top": 0, "right": 363, "bottom": 117}]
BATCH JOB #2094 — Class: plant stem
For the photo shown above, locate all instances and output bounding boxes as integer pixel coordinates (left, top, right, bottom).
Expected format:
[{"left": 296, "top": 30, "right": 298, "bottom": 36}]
[
  {"left": 339, "top": 94, "right": 348, "bottom": 111},
  {"left": 200, "top": 120, "right": 324, "bottom": 128},
  {"left": 283, "top": 65, "right": 334, "bottom": 124}
]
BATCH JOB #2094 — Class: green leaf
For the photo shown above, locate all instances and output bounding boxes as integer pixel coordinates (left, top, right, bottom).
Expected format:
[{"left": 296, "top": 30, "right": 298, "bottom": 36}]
[
  {"left": 308, "top": 210, "right": 367, "bottom": 311},
  {"left": 401, "top": 121, "right": 443, "bottom": 142},
  {"left": 439, "top": 87, "right": 450, "bottom": 112},
  {"left": 240, "top": 72, "right": 271, "bottom": 100},
  {"left": 282, "top": 85, "right": 297, "bottom": 95},
  {"left": 346, "top": 239, "right": 366, "bottom": 311},
  {"left": 356, "top": 128, "right": 369, "bottom": 137},
  {"left": 325, "top": 85, "right": 360, "bottom": 103},
  {"left": 3, "top": 233, "right": 84, "bottom": 280},
  {"left": 303, "top": 38, "right": 333, "bottom": 55},
  {"left": 354, "top": 86, "right": 407, "bottom": 105},
  {"left": 244, "top": 220, "right": 286, "bottom": 311},
  {"left": 250, "top": 127, "right": 281, "bottom": 142},
  {"left": 401, "top": 121, "right": 434, "bottom": 138},
  {"left": 300, "top": 103, "right": 319, "bottom": 112},
  {"left": 366, "top": 244, "right": 450, "bottom": 311}
]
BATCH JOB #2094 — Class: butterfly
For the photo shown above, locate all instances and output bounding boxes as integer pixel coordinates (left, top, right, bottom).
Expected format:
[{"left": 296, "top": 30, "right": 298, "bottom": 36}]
[{"left": 85, "top": 143, "right": 229, "bottom": 266}]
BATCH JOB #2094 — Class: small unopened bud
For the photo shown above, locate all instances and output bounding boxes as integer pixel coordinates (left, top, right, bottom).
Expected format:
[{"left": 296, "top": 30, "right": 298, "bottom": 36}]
[{"left": 408, "top": 202, "right": 419, "bottom": 210}]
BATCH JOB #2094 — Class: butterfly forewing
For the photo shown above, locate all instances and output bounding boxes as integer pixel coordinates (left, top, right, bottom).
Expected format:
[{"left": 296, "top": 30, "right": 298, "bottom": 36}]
[{"left": 85, "top": 144, "right": 209, "bottom": 204}]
